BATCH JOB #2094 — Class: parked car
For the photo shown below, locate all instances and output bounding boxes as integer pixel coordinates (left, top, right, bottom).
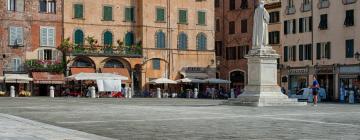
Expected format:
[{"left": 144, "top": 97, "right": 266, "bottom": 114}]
[{"left": 289, "top": 88, "right": 326, "bottom": 102}]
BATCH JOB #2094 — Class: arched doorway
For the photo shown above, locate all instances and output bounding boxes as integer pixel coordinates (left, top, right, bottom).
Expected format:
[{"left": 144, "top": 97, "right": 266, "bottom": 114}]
[{"left": 230, "top": 70, "right": 245, "bottom": 89}]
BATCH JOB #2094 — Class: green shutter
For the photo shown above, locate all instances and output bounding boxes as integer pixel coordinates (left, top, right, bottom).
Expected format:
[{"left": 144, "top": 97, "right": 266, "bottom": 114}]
[
  {"left": 198, "top": 11, "right": 205, "bottom": 25},
  {"left": 156, "top": 8, "right": 165, "bottom": 22},
  {"left": 74, "top": 30, "right": 84, "bottom": 45},
  {"left": 103, "top": 6, "right": 112, "bottom": 21},
  {"left": 125, "top": 7, "right": 134, "bottom": 22},
  {"left": 179, "top": 10, "right": 187, "bottom": 24},
  {"left": 104, "top": 31, "right": 113, "bottom": 46},
  {"left": 74, "top": 4, "right": 83, "bottom": 19}
]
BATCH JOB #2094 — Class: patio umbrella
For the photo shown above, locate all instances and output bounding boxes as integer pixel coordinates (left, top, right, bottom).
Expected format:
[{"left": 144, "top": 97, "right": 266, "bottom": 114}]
[
  {"left": 204, "top": 78, "right": 231, "bottom": 84},
  {"left": 66, "top": 73, "right": 128, "bottom": 81},
  {"left": 148, "top": 78, "right": 177, "bottom": 84}
]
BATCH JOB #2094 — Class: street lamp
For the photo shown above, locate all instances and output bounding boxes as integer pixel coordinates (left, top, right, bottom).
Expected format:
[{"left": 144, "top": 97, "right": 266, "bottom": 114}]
[{"left": 354, "top": 51, "right": 360, "bottom": 61}]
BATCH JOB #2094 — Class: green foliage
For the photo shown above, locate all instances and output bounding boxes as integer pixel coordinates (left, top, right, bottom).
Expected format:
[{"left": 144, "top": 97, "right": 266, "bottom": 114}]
[{"left": 25, "top": 59, "right": 65, "bottom": 73}]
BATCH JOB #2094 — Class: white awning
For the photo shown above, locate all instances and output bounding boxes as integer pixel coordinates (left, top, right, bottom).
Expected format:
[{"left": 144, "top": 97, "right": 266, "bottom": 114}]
[
  {"left": 180, "top": 72, "right": 209, "bottom": 79},
  {"left": 0, "top": 74, "right": 33, "bottom": 83},
  {"left": 176, "top": 78, "right": 206, "bottom": 83},
  {"left": 66, "top": 73, "right": 128, "bottom": 81},
  {"left": 148, "top": 78, "right": 177, "bottom": 84},
  {"left": 204, "top": 78, "right": 231, "bottom": 84}
]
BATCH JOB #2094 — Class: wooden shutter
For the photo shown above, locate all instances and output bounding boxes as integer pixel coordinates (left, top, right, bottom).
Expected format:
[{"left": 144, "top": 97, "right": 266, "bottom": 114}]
[
  {"left": 198, "top": 11, "right": 206, "bottom": 25},
  {"left": 16, "top": 27, "right": 24, "bottom": 45},
  {"left": 48, "top": 27, "right": 55, "bottom": 47},
  {"left": 40, "top": 27, "right": 47, "bottom": 46},
  {"left": 9, "top": 27, "right": 17, "bottom": 45},
  {"left": 299, "top": 18, "right": 304, "bottom": 33},
  {"left": 299, "top": 45, "right": 304, "bottom": 61},
  {"left": 284, "top": 46, "right": 288, "bottom": 62},
  {"left": 74, "top": 4, "right": 83, "bottom": 18},
  {"left": 38, "top": 49, "right": 44, "bottom": 60},
  {"left": 325, "top": 42, "right": 331, "bottom": 59},
  {"left": 157, "top": 8, "right": 165, "bottom": 21},
  {"left": 52, "top": 49, "right": 58, "bottom": 60},
  {"left": 316, "top": 43, "right": 321, "bottom": 60},
  {"left": 179, "top": 10, "right": 187, "bottom": 23},
  {"left": 40, "top": 0, "right": 47, "bottom": 12},
  {"left": 103, "top": 6, "right": 112, "bottom": 20},
  {"left": 292, "top": 46, "right": 296, "bottom": 61},
  {"left": 292, "top": 19, "right": 296, "bottom": 34},
  {"left": 16, "top": 0, "right": 24, "bottom": 12},
  {"left": 284, "top": 21, "right": 288, "bottom": 35}
]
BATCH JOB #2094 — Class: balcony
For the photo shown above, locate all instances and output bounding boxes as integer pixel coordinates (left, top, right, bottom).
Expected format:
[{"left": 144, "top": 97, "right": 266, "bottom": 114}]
[
  {"left": 301, "top": 3, "right": 312, "bottom": 12},
  {"left": 25, "top": 60, "right": 64, "bottom": 73},
  {"left": 3, "top": 65, "right": 28, "bottom": 73},
  {"left": 343, "top": 0, "right": 357, "bottom": 5},
  {"left": 68, "top": 45, "right": 142, "bottom": 58},
  {"left": 318, "top": 0, "right": 330, "bottom": 9},
  {"left": 285, "top": 6, "right": 296, "bottom": 15}
]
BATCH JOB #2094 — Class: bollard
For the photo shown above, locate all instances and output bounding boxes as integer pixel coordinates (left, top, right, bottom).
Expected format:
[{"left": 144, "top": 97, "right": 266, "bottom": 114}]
[
  {"left": 157, "top": 88, "right": 161, "bottom": 98},
  {"left": 128, "top": 88, "right": 132, "bottom": 99},
  {"left": 91, "top": 86, "right": 96, "bottom": 98},
  {"left": 49, "top": 86, "right": 55, "bottom": 98},
  {"left": 349, "top": 91, "right": 355, "bottom": 104},
  {"left": 231, "top": 88, "right": 235, "bottom": 99},
  {"left": 124, "top": 87, "right": 129, "bottom": 99},
  {"left": 194, "top": 88, "right": 198, "bottom": 99},
  {"left": 10, "top": 86, "right": 15, "bottom": 97},
  {"left": 187, "top": 90, "right": 191, "bottom": 98}
]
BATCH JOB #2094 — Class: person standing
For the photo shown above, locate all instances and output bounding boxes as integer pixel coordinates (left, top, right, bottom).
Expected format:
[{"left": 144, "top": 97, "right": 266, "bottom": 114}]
[{"left": 312, "top": 75, "right": 320, "bottom": 106}]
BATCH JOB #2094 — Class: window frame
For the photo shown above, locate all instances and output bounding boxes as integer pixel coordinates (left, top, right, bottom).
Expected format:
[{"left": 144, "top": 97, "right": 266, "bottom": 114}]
[{"left": 40, "top": 26, "right": 56, "bottom": 47}]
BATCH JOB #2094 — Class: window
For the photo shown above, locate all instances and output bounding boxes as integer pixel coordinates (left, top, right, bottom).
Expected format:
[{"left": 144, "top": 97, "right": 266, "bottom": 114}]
[
  {"left": 229, "top": 21, "right": 235, "bottom": 34},
  {"left": 344, "top": 10, "right": 354, "bottom": 27},
  {"left": 103, "top": 31, "right": 113, "bottom": 46},
  {"left": 284, "top": 19, "right": 297, "bottom": 35},
  {"left": 299, "top": 17, "right": 312, "bottom": 33},
  {"left": 38, "top": 49, "right": 59, "bottom": 61},
  {"left": 316, "top": 42, "right": 331, "bottom": 59},
  {"left": 156, "top": 8, "right": 165, "bottom": 22},
  {"left": 319, "top": 14, "right": 328, "bottom": 30},
  {"left": 104, "top": 59, "right": 124, "bottom": 68},
  {"left": 287, "top": 0, "right": 294, "bottom": 7},
  {"left": 7, "top": 0, "right": 24, "bottom": 12},
  {"left": 8, "top": 27, "right": 24, "bottom": 46},
  {"left": 269, "top": 31, "right": 280, "bottom": 44},
  {"left": 229, "top": 0, "right": 235, "bottom": 10},
  {"left": 178, "top": 32, "right": 188, "bottom": 50},
  {"left": 301, "top": 0, "right": 311, "bottom": 12},
  {"left": 215, "top": 41, "right": 223, "bottom": 56},
  {"left": 11, "top": 58, "right": 21, "bottom": 71},
  {"left": 226, "top": 47, "right": 236, "bottom": 60},
  {"left": 241, "top": 20, "right": 247, "bottom": 33},
  {"left": 284, "top": 46, "right": 288, "bottom": 62},
  {"left": 155, "top": 31, "right": 166, "bottom": 48},
  {"left": 152, "top": 59, "right": 160, "bottom": 70},
  {"left": 196, "top": 33, "right": 207, "bottom": 50},
  {"left": 103, "top": 6, "right": 113, "bottom": 21},
  {"left": 40, "top": 26, "right": 55, "bottom": 47},
  {"left": 74, "top": 4, "right": 83, "bottom": 19},
  {"left": 241, "top": 0, "right": 248, "bottom": 9},
  {"left": 215, "top": 0, "right": 220, "bottom": 8},
  {"left": 125, "top": 7, "right": 135, "bottom": 22},
  {"left": 178, "top": 10, "right": 188, "bottom": 24},
  {"left": 299, "top": 44, "right": 312, "bottom": 61},
  {"left": 345, "top": 39, "right": 354, "bottom": 58},
  {"left": 238, "top": 45, "right": 249, "bottom": 59},
  {"left": 125, "top": 32, "right": 135, "bottom": 46},
  {"left": 216, "top": 19, "right": 220, "bottom": 32},
  {"left": 39, "top": 0, "right": 56, "bottom": 13},
  {"left": 43, "top": 49, "right": 52, "bottom": 60},
  {"left": 269, "top": 11, "right": 280, "bottom": 23},
  {"left": 74, "top": 29, "right": 84, "bottom": 45},
  {"left": 197, "top": 11, "right": 206, "bottom": 25},
  {"left": 284, "top": 46, "right": 296, "bottom": 61}
]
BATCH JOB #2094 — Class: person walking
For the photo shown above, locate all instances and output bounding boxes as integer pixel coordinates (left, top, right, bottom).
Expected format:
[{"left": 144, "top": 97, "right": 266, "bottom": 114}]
[{"left": 312, "top": 75, "right": 320, "bottom": 106}]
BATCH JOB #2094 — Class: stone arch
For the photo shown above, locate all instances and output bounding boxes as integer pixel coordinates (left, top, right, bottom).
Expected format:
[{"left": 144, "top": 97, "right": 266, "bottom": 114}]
[
  {"left": 229, "top": 69, "right": 246, "bottom": 89},
  {"left": 71, "top": 56, "right": 95, "bottom": 67}
]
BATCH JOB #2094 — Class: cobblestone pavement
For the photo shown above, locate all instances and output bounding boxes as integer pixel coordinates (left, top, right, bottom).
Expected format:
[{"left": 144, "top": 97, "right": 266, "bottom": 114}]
[{"left": 0, "top": 97, "right": 359, "bottom": 140}]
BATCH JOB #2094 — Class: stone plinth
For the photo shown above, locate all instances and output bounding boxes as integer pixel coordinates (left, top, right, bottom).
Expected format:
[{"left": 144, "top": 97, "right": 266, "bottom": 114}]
[{"left": 226, "top": 47, "right": 306, "bottom": 106}]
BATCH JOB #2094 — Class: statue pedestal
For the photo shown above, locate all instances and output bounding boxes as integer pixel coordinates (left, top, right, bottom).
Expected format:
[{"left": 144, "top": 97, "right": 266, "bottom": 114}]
[{"left": 226, "top": 47, "right": 306, "bottom": 106}]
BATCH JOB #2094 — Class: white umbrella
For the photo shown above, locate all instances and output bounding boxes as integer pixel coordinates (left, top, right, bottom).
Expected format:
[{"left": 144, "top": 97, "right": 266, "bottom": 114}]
[
  {"left": 66, "top": 73, "right": 128, "bottom": 81},
  {"left": 204, "top": 78, "right": 231, "bottom": 84},
  {"left": 149, "top": 78, "right": 177, "bottom": 84},
  {"left": 176, "top": 78, "right": 205, "bottom": 83}
]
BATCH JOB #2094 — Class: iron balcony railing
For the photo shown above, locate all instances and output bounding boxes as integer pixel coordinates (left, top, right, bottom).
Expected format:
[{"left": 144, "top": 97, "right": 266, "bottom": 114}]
[{"left": 68, "top": 45, "right": 143, "bottom": 57}]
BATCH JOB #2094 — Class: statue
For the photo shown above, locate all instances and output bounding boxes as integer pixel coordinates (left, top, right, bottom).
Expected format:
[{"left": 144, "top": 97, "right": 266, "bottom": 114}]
[{"left": 252, "top": 0, "right": 269, "bottom": 48}]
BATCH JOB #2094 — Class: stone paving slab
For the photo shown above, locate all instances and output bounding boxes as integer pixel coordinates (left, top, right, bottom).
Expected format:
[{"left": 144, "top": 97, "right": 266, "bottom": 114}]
[{"left": 0, "top": 113, "right": 114, "bottom": 140}]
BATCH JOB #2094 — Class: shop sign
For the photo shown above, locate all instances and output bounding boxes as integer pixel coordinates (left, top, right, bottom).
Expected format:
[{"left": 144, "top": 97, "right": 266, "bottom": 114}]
[
  {"left": 288, "top": 68, "right": 308, "bottom": 75},
  {"left": 339, "top": 66, "right": 360, "bottom": 74},
  {"left": 316, "top": 67, "right": 334, "bottom": 74}
]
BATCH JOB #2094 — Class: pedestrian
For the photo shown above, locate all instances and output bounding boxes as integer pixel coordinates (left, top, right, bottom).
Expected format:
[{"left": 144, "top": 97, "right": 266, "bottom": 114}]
[{"left": 312, "top": 75, "right": 320, "bottom": 106}]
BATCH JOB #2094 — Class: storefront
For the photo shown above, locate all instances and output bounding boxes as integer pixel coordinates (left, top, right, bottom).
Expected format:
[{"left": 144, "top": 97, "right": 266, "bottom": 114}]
[
  {"left": 32, "top": 72, "right": 65, "bottom": 96},
  {"left": 315, "top": 65, "right": 336, "bottom": 101},
  {"left": 338, "top": 65, "right": 360, "bottom": 102},
  {"left": 1, "top": 74, "right": 33, "bottom": 96},
  {"left": 287, "top": 67, "right": 309, "bottom": 95}
]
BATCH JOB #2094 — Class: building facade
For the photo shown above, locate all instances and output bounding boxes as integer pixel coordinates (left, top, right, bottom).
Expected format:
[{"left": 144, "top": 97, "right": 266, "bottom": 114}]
[
  {"left": 63, "top": 0, "right": 215, "bottom": 93},
  {"left": 215, "top": 0, "right": 256, "bottom": 90},
  {"left": 281, "top": 0, "right": 360, "bottom": 101},
  {"left": 0, "top": 0, "right": 64, "bottom": 95}
]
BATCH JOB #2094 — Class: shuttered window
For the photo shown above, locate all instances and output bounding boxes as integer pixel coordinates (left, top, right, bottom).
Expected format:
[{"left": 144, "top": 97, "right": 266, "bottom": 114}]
[
  {"left": 40, "top": 27, "right": 55, "bottom": 47},
  {"left": 8, "top": 0, "right": 24, "bottom": 12},
  {"left": 155, "top": 31, "right": 166, "bottom": 48},
  {"left": 345, "top": 39, "right": 354, "bottom": 58},
  {"left": 179, "top": 10, "right": 187, "bottom": 24},
  {"left": 156, "top": 8, "right": 165, "bottom": 22},
  {"left": 11, "top": 58, "right": 21, "bottom": 71},
  {"left": 178, "top": 32, "right": 188, "bottom": 50},
  {"left": 125, "top": 32, "right": 135, "bottom": 46},
  {"left": 284, "top": 46, "right": 288, "bottom": 62},
  {"left": 197, "top": 11, "right": 206, "bottom": 25},
  {"left": 299, "top": 45, "right": 304, "bottom": 61},
  {"left": 103, "top": 31, "right": 113, "bottom": 46},
  {"left": 8, "top": 27, "right": 24, "bottom": 46},
  {"left": 196, "top": 33, "right": 207, "bottom": 50},
  {"left": 74, "top": 29, "right": 84, "bottom": 45},
  {"left": 152, "top": 59, "right": 160, "bottom": 70},
  {"left": 74, "top": 4, "right": 83, "bottom": 19},
  {"left": 125, "top": 7, "right": 135, "bottom": 22},
  {"left": 103, "top": 6, "right": 113, "bottom": 21}
]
